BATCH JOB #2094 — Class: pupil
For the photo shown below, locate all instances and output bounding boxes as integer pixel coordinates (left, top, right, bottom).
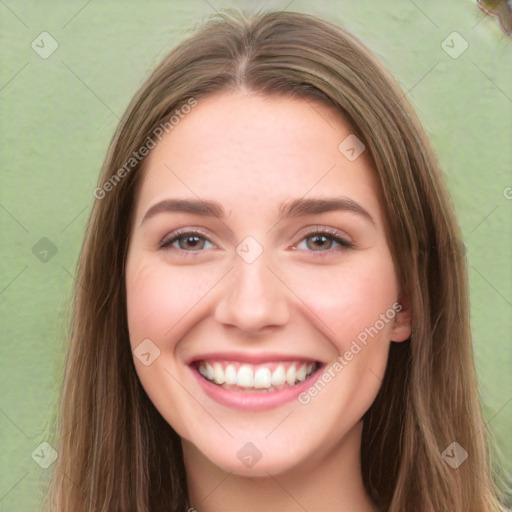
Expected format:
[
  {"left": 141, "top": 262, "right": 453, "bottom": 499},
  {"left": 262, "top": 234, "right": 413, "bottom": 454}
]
[
  {"left": 309, "top": 235, "right": 330, "bottom": 250},
  {"left": 181, "top": 235, "right": 202, "bottom": 250}
]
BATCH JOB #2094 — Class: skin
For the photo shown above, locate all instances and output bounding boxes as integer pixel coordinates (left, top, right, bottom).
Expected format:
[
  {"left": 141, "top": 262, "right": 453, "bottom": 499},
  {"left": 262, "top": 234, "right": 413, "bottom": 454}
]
[{"left": 125, "top": 91, "right": 411, "bottom": 511}]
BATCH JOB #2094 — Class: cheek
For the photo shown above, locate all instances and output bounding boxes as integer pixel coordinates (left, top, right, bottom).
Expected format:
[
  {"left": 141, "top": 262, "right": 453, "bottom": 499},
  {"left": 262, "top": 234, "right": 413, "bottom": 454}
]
[
  {"left": 125, "top": 257, "right": 215, "bottom": 346},
  {"left": 292, "top": 260, "right": 399, "bottom": 428},
  {"left": 286, "top": 254, "right": 398, "bottom": 347}
]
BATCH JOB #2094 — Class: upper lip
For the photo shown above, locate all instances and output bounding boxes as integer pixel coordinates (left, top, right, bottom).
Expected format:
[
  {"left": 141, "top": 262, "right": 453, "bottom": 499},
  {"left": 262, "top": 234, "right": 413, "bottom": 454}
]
[{"left": 187, "top": 352, "right": 324, "bottom": 366}]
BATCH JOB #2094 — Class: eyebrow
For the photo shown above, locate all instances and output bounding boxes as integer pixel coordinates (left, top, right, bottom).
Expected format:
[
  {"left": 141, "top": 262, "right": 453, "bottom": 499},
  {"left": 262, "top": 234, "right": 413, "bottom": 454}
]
[
  {"left": 140, "top": 196, "right": 375, "bottom": 226},
  {"left": 140, "top": 198, "right": 224, "bottom": 225},
  {"left": 278, "top": 196, "right": 375, "bottom": 225}
]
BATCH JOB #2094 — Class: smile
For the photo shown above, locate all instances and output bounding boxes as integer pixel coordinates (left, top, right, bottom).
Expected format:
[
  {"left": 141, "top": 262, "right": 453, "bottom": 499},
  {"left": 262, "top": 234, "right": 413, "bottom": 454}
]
[{"left": 196, "top": 360, "right": 318, "bottom": 392}]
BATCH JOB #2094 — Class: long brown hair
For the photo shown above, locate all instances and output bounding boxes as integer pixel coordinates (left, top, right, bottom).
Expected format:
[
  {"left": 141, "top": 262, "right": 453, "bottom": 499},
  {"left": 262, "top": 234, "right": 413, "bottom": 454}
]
[{"left": 46, "top": 10, "right": 509, "bottom": 511}]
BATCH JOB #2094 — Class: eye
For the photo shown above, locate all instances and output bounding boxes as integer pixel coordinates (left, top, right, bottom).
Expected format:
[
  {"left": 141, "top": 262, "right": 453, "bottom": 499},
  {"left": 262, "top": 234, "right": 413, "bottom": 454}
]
[
  {"left": 159, "top": 228, "right": 353, "bottom": 254},
  {"left": 295, "top": 229, "right": 354, "bottom": 252},
  {"left": 159, "top": 230, "right": 215, "bottom": 252}
]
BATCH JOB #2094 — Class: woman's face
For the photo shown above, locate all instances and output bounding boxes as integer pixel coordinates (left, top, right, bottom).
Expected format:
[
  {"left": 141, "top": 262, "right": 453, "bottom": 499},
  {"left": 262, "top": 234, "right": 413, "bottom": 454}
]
[{"left": 125, "top": 91, "right": 411, "bottom": 476}]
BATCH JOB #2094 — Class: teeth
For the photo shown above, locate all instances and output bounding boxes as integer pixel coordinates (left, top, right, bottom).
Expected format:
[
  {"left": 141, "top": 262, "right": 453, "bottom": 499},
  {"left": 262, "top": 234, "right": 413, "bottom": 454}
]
[
  {"left": 271, "top": 365, "right": 286, "bottom": 386},
  {"left": 213, "top": 362, "right": 224, "bottom": 385},
  {"left": 205, "top": 363, "right": 214, "bottom": 381},
  {"left": 254, "top": 367, "right": 272, "bottom": 388},
  {"left": 237, "top": 365, "right": 253, "bottom": 387},
  {"left": 296, "top": 363, "right": 307, "bottom": 382},
  {"left": 197, "top": 361, "right": 317, "bottom": 391},
  {"left": 198, "top": 364, "right": 208, "bottom": 378},
  {"left": 224, "top": 364, "right": 237, "bottom": 385},
  {"left": 286, "top": 365, "right": 296, "bottom": 385}
]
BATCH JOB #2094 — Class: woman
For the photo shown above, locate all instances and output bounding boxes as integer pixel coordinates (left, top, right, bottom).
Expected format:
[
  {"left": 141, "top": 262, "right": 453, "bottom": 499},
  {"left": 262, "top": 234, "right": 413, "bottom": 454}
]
[{"left": 47, "top": 10, "right": 509, "bottom": 512}]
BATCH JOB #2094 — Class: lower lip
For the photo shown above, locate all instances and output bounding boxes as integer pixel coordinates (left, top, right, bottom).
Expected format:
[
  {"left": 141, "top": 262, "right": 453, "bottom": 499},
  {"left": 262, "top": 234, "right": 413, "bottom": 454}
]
[{"left": 190, "top": 364, "right": 324, "bottom": 411}]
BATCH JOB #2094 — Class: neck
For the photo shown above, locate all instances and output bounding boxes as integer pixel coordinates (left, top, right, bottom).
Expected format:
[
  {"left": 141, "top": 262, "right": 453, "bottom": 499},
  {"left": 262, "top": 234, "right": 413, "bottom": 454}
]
[{"left": 183, "top": 421, "right": 376, "bottom": 512}]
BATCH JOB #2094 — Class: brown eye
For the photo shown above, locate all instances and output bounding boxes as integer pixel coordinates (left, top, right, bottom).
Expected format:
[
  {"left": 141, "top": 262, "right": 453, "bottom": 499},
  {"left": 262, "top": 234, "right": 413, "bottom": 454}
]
[
  {"left": 297, "top": 231, "right": 354, "bottom": 252},
  {"left": 160, "top": 231, "right": 215, "bottom": 251},
  {"left": 305, "top": 234, "right": 334, "bottom": 251},
  {"left": 176, "top": 234, "right": 205, "bottom": 251}
]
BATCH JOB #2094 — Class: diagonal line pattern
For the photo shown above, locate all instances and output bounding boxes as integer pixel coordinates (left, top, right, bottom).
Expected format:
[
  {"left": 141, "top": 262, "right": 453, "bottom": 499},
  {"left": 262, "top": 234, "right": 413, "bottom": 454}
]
[
  {"left": 0, "top": 471, "right": 30, "bottom": 504},
  {"left": 0, "top": 265, "right": 28, "bottom": 294},
  {"left": 368, "top": 367, "right": 383, "bottom": 383},
  {"left": 266, "top": 164, "right": 337, "bottom": 235},
  {"left": 59, "top": 469, "right": 104, "bottom": 512},
  {"left": 472, "top": 60, "right": 512, "bottom": 103},
  {"left": 0, "top": 203, "right": 29, "bottom": 232},
  {"left": 472, "top": 12, "right": 487, "bottom": 30},
  {"left": 265, "top": 410, "right": 294, "bottom": 438},
  {"left": 163, "top": 267, "right": 234, "bottom": 336},
  {"left": 469, "top": 204, "right": 499, "bottom": 233},
  {"left": 303, "top": 97, "right": 337, "bottom": 131},
  {"left": 0, "top": 62, "right": 29, "bottom": 93},
  {"left": 474, "top": 396, "right": 512, "bottom": 439},
  {"left": 60, "top": 205, "right": 89, "bottom": 233},
  {"left": 471, "top": 265, "right": 512, "bottom": 308},
  {"left": 0, "top": 0, "right": 29, "bottom": 28},
  {"left": 280, "top": 0, "right": 296, "bottom": 11},
  {"left": 164, "top": 163, "right": 232, "bottom": 235},
  {"left": 163, "top": 367, "right": 233, "bottom": 438},
  {"left": 395, "top": 61, "right": 439, "bottom": 105},
  {"left": 265, "top": 265, "right": 336, "bottom": 335},
  {"left": 196, "top": 470, "right": 233, "bottom": 506},
  {"left": 0, "top": 406, "right": 30, "bottom": 439},
  {"left": 408, "top": 0, "right": 439, "bottom": 28},
  {"left": 61, "top": 0, "right": 94, "bottom": 29},
  {"left": 265, "top": 471, "right": 309, "bottom": 511},
  {"left": 60, "top": 265, "right": 86, "bottom": 294},
  {"left": 201, "top": 0, "right": 219, "bottom": 14},
  {"left": 61, "top": 60, "right": 120, "bottom": 119}
]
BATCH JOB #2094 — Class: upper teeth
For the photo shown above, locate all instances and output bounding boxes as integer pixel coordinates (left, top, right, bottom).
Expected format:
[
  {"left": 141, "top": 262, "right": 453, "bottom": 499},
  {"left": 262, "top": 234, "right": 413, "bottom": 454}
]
[{"left": 198, "top": 361, "right": 316, "bottom": 390}]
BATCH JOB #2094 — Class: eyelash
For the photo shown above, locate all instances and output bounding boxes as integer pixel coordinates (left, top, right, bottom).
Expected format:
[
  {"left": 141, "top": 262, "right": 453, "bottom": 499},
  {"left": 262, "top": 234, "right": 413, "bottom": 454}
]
[
  {"left": 159, "top": 227, "right": 354, "bottom": 256},
  {"left": 294, "top": 227, "right": 355, "bottom": 254}
]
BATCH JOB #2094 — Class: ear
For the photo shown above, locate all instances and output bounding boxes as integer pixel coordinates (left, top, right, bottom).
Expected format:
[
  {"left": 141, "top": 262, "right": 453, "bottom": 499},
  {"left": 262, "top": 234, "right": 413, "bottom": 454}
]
[{"left": 390, "top": 293, "right": 412, "bottom": 342}]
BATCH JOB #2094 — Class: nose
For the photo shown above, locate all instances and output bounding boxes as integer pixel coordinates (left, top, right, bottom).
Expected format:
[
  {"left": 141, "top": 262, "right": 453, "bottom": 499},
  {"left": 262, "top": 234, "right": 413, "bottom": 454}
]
[{"left": 214, "top": 252, "right": 291, "bottom": 335}]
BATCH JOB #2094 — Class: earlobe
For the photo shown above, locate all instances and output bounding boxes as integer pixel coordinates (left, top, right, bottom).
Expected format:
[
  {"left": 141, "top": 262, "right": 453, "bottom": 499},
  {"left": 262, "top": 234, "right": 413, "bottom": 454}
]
[{"left": 390, "top": 297, "right": 412, "bottom": 343}]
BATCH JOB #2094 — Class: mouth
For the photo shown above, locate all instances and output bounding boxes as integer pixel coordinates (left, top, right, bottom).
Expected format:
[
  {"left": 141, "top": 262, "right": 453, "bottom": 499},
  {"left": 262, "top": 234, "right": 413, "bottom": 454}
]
[
  {"left": 193, "top": 360, "right": 320, "bottom": 393},
  {"left": 188, "top": 353, "right": 325, "bottom": 411}
]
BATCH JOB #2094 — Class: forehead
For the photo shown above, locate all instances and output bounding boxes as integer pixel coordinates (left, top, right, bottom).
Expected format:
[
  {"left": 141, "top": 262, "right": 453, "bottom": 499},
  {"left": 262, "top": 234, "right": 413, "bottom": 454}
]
[{"left": 134, "top": 91, "right": 382, "bottom": 224}]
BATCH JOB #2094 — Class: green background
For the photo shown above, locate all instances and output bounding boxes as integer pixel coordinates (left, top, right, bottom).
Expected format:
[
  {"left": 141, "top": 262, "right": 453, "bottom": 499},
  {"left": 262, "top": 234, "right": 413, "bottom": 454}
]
[{"left": 1, "top": 1, "right": 511, "bottom": 510}]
